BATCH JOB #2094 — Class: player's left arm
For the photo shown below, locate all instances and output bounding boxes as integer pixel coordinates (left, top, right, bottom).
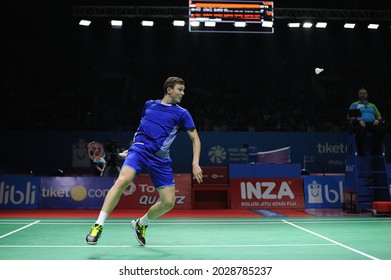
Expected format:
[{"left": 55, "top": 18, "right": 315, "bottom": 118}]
[{"left": 187, "top": 128, "right": 203, "bottom": 183}]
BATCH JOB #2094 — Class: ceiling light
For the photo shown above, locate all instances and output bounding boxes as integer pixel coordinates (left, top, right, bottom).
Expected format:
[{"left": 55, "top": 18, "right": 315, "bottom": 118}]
[
  {"left": 344, "top": 23, "right": 355, "bottom": 29},
  {"left": 205, "top": 21, "right": 216, "bottom": 27},
  {"left": 141, "top": 20, "right": 154, "bottom": 27},
  {"left": 316, "top": 22, "right": 327, "bottom": 28},
  {"left": 111, "top": 20, "right": 122, "bottom": 27},
  {"left": 368, "top": 23, "right": 379, "bottom": 29},
  {"left": 190, "top": 21, "right": 200, "bottom": 27},
  {"left": 234, "top": 22, "right": 246, "bottom": 28},
  {"left": 173, "top": 20, "right": 186, "bottom": 26},
  {"left": 288, "top": 23, "right": 300, "bottom": 28},
  {"left": 262, "top": 21, "right": 273, "bottom": 28},
  {"left": 79, "top": 20, "right": 91, "bottom": 26}
]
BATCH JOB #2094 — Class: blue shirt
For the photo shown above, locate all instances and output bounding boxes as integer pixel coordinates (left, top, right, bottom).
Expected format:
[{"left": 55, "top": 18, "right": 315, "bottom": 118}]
[
  {"left": 349, "top": 101, "right": 381, "bottom": 123},
  {"left": 131, "top": 99, "right": 195, "bottom": 158}
]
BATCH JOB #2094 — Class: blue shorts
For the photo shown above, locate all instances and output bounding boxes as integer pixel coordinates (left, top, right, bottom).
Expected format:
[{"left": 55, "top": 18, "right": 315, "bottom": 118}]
[{"left": 122, "top": 145, "right": 174, "bottom": 189}]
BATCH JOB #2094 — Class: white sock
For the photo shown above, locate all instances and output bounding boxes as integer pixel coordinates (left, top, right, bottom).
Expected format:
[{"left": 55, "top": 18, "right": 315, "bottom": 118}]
[
  {"left": 139, "top": 214, "right": 150, "bottom": 226},
  {"left": 95, "top": 211, "right": 108, "bottom": 226}
]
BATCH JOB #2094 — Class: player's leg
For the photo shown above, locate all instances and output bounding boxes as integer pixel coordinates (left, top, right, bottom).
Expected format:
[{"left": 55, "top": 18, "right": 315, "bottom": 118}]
[
  {"left": 131, "top": 158, "right": 175, "bottom": 246},
  {"left": 146, "top": 186, "right": 176, "bottom": 219},
  {"left": 101, "top": 166, "right": 136, "bottom": 214},
  {"left": 131, "top": 186, "right": 175, "bottom": 246},
  {"left": 86, "top": 166, "right": 136, "bottom": 245}
]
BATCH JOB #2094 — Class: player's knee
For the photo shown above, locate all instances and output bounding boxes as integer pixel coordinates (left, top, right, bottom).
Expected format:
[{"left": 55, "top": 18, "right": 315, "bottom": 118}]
[
  {"left": 161, "top": 199, "right": 175, "bottom": 211},
  {"left": 112, "top": 180, "right": 131, "bottom": 193}
]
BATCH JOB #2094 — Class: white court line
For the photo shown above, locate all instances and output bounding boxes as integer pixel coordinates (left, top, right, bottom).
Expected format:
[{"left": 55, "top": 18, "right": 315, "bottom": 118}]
[
  {"left": 0, "top": 221, "right": 297, "bottom": 225},
  {"left": 1, "top": 217, "right": 390, "bottom": 223},
  {"left": 282, "top": 219, "right": 379, "bottom": 260},
  {"left": 1, "top": 218, "right": 390, "bottom": 226},
  {"left": 0, "top": 243, "right": 336, "bottom": 249},
  {"left": 0, "top": 220, "right": 41, "bottom": 240}
]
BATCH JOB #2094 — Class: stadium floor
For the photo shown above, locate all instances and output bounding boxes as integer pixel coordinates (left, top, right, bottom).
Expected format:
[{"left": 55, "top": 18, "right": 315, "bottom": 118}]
[
  {"left": 1, "top": 208, "right": 390, "bottom": 260},
  {"left": 1, "top": 209, "right": 390, "bottom": 280}
]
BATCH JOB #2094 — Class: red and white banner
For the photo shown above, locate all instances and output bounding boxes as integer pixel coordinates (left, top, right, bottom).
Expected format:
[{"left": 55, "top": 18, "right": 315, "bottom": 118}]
[
  {"left": 230, "top": 178, "right": 305, "bottom": 209},
  {"left": 117, "top": 174, "right": 192, "bottom": 210}
]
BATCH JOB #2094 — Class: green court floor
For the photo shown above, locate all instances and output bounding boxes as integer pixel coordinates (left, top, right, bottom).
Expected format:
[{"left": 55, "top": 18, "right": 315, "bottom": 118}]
[{"left": 1, "top": 216, "right": 391, "bottom": 260}]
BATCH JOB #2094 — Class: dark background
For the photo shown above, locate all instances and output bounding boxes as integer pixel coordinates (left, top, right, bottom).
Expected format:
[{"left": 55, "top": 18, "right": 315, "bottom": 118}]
[{"left": 2, "top": 0, "right": 391, "bottom": 132}]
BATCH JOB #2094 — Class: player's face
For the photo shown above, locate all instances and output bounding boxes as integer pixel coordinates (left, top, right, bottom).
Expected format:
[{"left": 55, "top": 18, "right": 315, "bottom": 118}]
[{"left": 168, "top": 84, "right": 185, "bottom": 104}]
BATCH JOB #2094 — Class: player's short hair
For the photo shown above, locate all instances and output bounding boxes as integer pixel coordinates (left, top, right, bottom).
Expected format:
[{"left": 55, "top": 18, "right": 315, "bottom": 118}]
[{"left": 164, "top": 77, "right": 184, "bottom": 94}]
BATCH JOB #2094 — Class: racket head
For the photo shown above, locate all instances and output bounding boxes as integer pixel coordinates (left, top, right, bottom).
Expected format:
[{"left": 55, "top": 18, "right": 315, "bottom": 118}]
[{"left": 87, "top": 141, "right": 105, "bottom": 161}]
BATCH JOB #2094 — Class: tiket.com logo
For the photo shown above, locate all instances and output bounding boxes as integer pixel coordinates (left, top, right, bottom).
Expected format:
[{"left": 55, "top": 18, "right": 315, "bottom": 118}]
[
  {"left": 70, "top": 185, "right": 87, "bottom": 201},
  {"left": 41, "top": 185, "right": 109, "bottom": 201},
  {"left": 0, "top": 182, "right": 37, "bottom": 205},
  {"left": 317, "top": 142, "right": 346, "bottom": 154}
]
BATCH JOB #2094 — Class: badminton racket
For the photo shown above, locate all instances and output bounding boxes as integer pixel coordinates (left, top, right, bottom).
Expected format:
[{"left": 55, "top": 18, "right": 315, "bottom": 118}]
[
  {"left": 87, "top": 141, "right": 105, "bottom": 161},
  {"left": 87, "top": 141, "right": 127, "bottom": 161}
]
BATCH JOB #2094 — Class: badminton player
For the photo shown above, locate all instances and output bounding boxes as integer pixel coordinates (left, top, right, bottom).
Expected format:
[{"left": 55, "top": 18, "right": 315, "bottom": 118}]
[{"left": 86, "top": 77, "right": 203, "bottom": 246}]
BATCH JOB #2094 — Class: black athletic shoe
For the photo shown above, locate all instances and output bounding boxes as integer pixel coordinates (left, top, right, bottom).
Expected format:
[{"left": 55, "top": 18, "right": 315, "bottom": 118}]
[
  {"left": 86, "top": 224, "right": 103, "bottom": 245},
  {"left": 131, "top": 219, "right": 148, "bottom": 246}
]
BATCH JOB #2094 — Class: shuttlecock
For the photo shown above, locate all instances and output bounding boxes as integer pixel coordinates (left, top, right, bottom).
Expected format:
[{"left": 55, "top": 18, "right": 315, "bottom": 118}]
[{"left": 315, "top": 67, "right": 324, "bottom": 75}]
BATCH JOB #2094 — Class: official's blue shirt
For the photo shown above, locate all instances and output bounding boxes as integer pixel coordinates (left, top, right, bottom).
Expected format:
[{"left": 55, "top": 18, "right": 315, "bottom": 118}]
[
  {"left": 131, "top": 99, "right": 195, "bottom": 158},
  {"left": 349, "top": 100, "right": 381, "bottom": 123}
]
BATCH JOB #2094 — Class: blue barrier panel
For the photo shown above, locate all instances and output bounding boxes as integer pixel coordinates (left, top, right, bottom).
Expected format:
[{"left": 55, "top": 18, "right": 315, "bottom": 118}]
[
  {"left": 303, "top": 175, "right": 345, "bottom": 208},
  {"left": 229, "top": 163, "right": 301, "bottom": 178},
  {"left": 3, "top": 131, "right": 390, "bottom": 175},
  {"left": 0, "top": 175, "right": 41, "bottom": 209},
  {"left": 39, "top": 176, "right": 115, "bottom": 209},
  {"left": 387, "top": 164, "right": 391, "bottom": 186}
]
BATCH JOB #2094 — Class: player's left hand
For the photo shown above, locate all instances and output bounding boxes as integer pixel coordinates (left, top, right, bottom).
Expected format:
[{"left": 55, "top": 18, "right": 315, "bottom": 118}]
[
  {"left": 119, "top": 150, "right": 128, "bottom": 159},
  {"left": 192, "top": 164, "right": 203, "bottom": 184}
]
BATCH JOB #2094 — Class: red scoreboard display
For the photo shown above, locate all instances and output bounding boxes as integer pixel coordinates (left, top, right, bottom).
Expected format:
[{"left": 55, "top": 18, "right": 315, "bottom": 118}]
[{"left": 189, "top": 0, "right": 274, "bottom": 33}]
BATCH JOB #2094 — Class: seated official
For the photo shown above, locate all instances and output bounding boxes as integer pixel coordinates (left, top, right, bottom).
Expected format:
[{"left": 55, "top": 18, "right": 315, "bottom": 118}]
[{"left": 347, "top": 87, "right": 386, "bottom": 156}]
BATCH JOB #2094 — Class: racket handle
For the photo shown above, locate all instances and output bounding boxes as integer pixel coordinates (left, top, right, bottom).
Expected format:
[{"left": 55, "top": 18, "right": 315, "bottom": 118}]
[{"left": 119, "top": 152, "right": 126, "bottom": 157}]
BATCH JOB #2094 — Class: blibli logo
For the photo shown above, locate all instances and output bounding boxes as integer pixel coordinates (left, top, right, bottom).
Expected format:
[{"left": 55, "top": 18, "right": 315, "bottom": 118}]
[
  {"left": 307, "top": 181, "right": 323, "bottom": 203},
  {"left": 0, "top": 181, "right": 37, "bottom": 205},
  {"left": 307, "top": 180, "right": 343, "bottom": 204}
]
